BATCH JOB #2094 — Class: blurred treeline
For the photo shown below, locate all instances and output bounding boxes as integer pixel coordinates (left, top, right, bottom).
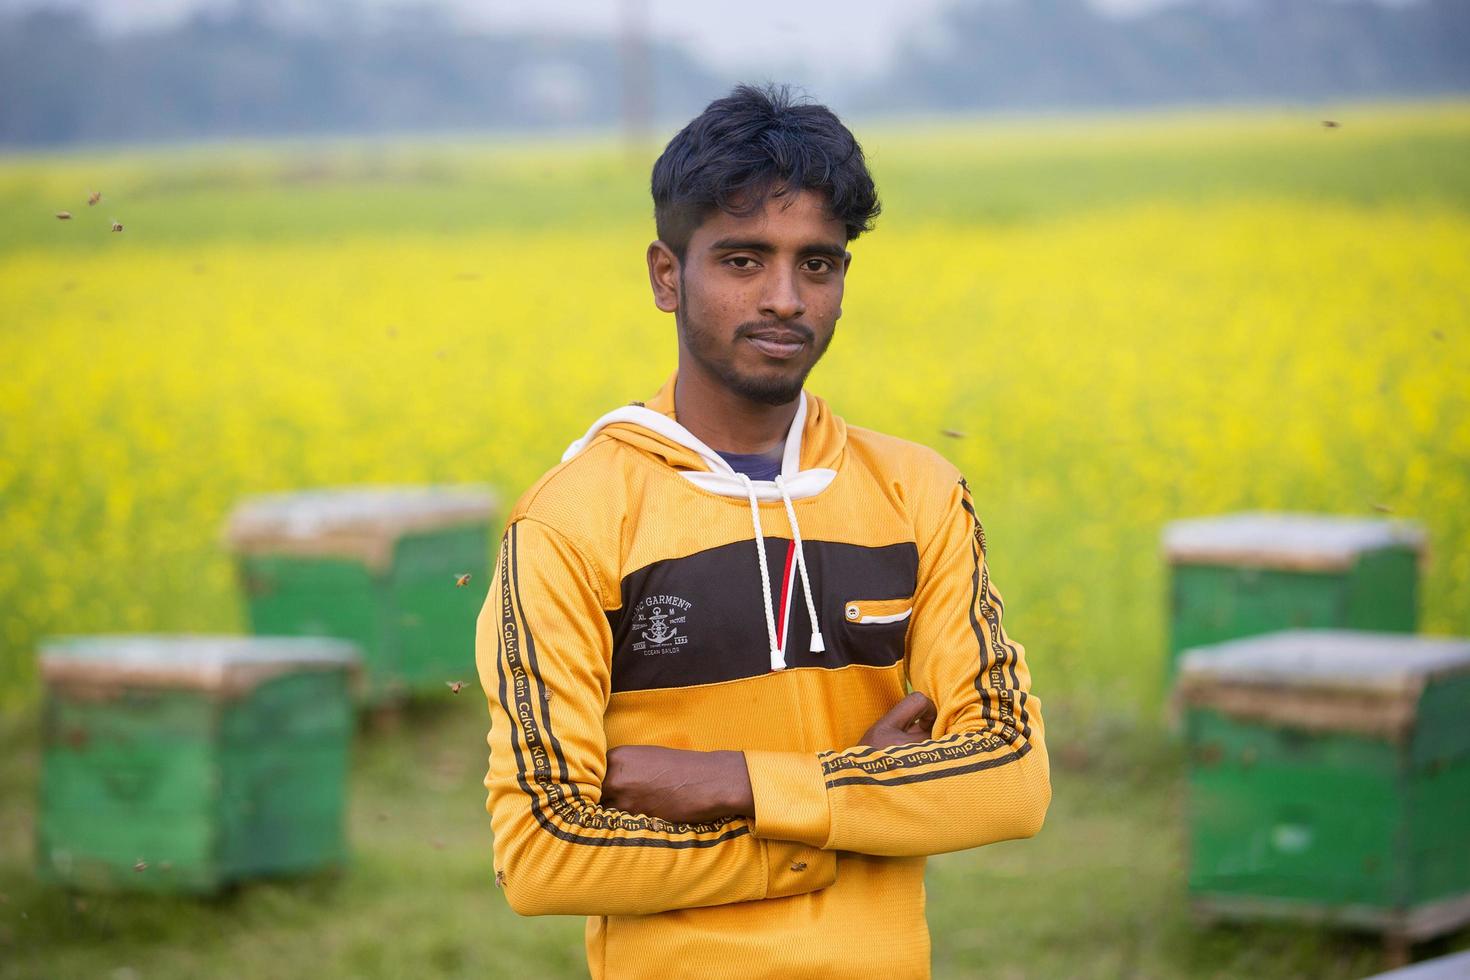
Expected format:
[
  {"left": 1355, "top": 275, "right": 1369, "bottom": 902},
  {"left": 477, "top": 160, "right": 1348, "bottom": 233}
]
[
  {"left": 866, "top": 0, "right": 1470, "bottom": 114},
  {"left": 1, "top": 0, "right": 1468, "bottom": 148},
  {"left": 0, "top": 1, "right": 720, "bottom": 146}
]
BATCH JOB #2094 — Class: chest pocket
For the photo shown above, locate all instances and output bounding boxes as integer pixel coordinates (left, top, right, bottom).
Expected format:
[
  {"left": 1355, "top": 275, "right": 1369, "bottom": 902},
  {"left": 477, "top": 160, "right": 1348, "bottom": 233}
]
[{"left": 825, "top": 595, "right": 914, "bottom": 671}]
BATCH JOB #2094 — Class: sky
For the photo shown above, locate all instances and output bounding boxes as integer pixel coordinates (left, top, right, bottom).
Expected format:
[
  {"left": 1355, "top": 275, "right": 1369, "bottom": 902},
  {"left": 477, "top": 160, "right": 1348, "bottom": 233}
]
[
  {"left": 0, "top": 1, "right": 1196, "bottom": 68},
  {"left": 0, "top": 0, "right": 1422, "bottom": 97}
]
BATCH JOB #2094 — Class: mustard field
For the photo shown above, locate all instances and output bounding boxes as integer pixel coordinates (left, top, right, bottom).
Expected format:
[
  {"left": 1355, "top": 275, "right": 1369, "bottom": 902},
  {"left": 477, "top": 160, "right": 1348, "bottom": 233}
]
[
  {"left": 3, "top": 104, "right": 1468, "bottom": 716},
  {"left": 2, "top": 102, "right": 1469, "bottom": 979}
]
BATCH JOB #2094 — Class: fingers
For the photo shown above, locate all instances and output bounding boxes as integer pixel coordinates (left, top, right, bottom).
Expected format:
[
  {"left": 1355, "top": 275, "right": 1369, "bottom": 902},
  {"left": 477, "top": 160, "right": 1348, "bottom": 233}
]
[
  {"left": 874, "top": 691, "right": 937, "bottom": 739},
  {"left": 888, "top": 691, "right": 936, "bottom": 731},
  {"left": 907, "top": 695, "right": 938, "bottom": 732},
  {"left": 878, "top": 690, "right": 931, "bottom": 727},
  {"left": 856, "top": 692, "right": 939, "bottom": 749}
]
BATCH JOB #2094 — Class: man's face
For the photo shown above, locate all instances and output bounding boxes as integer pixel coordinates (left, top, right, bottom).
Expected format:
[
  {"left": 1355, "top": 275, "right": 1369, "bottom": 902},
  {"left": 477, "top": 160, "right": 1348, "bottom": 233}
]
[{"left": 650, "top": 188, "right": 852, "bottom": 406}]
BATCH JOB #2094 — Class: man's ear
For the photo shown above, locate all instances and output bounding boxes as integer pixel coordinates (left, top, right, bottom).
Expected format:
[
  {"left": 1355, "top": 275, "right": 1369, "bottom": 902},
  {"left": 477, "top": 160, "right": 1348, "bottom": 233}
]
[
  {"left": 647, "top": 241, "right": 681, "bottom": 313},
  {"left": 842, "top": 250, "right": 853, "bottom": 274}
]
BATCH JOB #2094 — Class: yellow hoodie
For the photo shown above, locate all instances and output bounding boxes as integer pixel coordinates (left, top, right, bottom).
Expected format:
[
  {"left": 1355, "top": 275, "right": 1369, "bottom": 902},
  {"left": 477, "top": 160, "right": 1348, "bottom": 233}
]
[{"left": 475, "top": 375, "right": 1050, "bottom": 980}]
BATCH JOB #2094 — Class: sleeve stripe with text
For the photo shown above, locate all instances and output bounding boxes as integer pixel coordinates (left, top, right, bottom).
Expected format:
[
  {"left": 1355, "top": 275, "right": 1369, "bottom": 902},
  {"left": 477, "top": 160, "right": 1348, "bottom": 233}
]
[{"left": 498, "top": 523, "right": 751, "bottom": 848}]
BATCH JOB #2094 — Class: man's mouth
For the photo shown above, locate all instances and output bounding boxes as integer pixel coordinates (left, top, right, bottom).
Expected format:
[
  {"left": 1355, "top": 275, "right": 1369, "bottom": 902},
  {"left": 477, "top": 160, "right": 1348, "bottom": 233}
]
[{"left": 744, "top": 330, "right": 810, "bottom": 360}]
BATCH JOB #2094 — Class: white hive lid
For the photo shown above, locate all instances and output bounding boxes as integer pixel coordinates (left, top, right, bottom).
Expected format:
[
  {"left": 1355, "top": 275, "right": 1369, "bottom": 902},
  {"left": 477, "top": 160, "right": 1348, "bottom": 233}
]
[
  {"left": 1178, "top": 629, "right": 1470, "bottom": 694},
  {"left": 1163, "top": 511, "right": 1426, "bottom": 571},
  {"left": 224, "top": 484, "right": 497, "bottom": 570},
  {"left": 1176, "top": 630, "right": 1470, "bottom": 739},
  {"left": 40, "top": 634, "right": 360, "bottom": 695}
]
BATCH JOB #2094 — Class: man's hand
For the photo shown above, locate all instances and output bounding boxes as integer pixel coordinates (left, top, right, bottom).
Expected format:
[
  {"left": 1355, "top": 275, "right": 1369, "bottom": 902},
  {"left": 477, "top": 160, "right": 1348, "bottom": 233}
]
[
  {"left": 603, "top": 746, "right": 754, "bottom": 824},
  {"left": 858, "top": 691, "right": 937, "bottom": 749}
]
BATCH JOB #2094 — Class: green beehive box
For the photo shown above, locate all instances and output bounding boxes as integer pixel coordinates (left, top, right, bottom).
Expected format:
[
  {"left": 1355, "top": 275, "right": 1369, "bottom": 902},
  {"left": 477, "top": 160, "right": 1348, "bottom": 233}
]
[
  {"left": 37, "top": 635, "right": 359, "bottom": 894},
  {"left": 225, "top": 485, "right": 496, "bottom": 703},
  {"left": 1163, "top": 512, "right": 1426, "bottom": 676},
  {"left": 1179, "top": 630, "right": 1470, "bottom": 943}
]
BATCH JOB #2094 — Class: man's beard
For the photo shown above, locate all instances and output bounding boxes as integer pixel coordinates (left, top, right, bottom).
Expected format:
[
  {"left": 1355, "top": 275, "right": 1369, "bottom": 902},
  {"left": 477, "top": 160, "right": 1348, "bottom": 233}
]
[{"left": 676, "top": 285, "right": 834, "bottom": 407}]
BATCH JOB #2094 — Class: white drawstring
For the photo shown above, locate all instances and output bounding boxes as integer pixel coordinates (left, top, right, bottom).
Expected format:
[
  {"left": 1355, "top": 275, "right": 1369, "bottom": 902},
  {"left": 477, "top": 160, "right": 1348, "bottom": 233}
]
[
  {"left": 563, "top": 394, "right": 835, "bottom": 673},
  {"left": 775, "top": 475, "right": 826, "bottom": 654},
  {"left": 739, "top": 474, "right": 784, "bottom": 671}
]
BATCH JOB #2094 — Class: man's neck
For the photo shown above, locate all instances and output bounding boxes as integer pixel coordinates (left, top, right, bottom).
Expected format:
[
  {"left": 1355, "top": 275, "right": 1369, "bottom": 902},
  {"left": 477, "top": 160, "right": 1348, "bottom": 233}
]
[{"left": 673, "top": 361, "right": 798, "bottom": 456}]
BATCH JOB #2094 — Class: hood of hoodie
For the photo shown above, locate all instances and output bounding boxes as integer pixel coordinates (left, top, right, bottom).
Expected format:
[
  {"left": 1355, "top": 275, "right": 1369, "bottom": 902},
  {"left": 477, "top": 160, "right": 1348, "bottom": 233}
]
[
  {"left": 561, "top": 371, "right": 847, "bottom": 502},
  {"left": 560, "top": 371, "right": 847, "bottom": 669}
]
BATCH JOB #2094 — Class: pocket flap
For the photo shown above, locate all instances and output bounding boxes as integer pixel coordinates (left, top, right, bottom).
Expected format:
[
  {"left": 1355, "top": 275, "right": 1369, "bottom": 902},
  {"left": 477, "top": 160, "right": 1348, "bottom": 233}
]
[{"left": 842, "top": 598, "right": 913, "bottom": 625}]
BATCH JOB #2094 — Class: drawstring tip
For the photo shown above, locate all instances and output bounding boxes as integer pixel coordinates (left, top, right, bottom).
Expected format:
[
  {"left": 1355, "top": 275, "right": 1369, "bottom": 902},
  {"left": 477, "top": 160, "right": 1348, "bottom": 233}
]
[
  {"left": 809, "top": 632, "right": 825, "bottom": 654},
  {"left": 769, "top": 649, "right": 785, "bottom": 672}
]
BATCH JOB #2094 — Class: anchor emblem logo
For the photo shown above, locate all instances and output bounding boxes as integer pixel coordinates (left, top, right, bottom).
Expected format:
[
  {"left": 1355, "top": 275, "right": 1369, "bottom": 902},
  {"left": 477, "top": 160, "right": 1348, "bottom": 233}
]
[
  {"left": 630, "top": 594, "right": 692, "bottom": 654},
  {"left": 641, "top": 608, "right": 678, "bottom": 646}
]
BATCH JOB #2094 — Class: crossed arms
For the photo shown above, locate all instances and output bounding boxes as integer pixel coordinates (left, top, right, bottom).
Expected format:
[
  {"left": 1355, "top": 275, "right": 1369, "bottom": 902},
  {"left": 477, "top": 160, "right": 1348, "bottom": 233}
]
[
  {"left": 600, "top": 692, "right": 939, "bottom": 823},
  {"left": 475, "top": 477, "right": 1050, "bottom": 917}
]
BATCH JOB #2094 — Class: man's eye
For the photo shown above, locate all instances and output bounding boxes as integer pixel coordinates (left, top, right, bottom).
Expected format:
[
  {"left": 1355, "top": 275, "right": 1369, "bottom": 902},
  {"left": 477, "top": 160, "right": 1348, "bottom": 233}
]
[
  {"left": 803, "top": 259, "right": 833, "bottom": 273},
  {"left": 727, "top": 256, "right": 757, "bottom": 269}
]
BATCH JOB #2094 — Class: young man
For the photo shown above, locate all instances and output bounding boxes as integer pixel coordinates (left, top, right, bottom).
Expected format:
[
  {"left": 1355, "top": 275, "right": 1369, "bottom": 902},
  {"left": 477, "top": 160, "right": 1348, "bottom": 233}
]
[{"left": 475, "top": 83, "right": 1049, "bottom": 979}]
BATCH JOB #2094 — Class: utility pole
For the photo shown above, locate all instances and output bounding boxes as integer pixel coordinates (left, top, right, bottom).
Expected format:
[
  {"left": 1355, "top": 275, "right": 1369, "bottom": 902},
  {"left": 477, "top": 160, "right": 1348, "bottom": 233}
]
[{"left": 619, "top": 0, "right": 653, "bottom": 156}]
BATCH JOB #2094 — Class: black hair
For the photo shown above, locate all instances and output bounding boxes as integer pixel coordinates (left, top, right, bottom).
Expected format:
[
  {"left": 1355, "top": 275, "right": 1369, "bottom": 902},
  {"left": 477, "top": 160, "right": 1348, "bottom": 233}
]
[{"left": 650, "top": 83, "right": 881, "bottom": 262}]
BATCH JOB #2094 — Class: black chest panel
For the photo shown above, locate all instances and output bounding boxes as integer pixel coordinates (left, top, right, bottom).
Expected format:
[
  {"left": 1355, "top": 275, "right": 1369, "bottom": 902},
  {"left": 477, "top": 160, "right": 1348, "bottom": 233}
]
[{"left": 607, "top": 538, "right": 919, "bottom": 693}]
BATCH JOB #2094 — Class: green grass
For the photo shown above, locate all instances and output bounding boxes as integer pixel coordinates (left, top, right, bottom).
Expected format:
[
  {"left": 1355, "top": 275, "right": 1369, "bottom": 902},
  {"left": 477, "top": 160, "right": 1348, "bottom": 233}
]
[{"left": 4, "top": 700, "right": 1459, "bottom": 978}]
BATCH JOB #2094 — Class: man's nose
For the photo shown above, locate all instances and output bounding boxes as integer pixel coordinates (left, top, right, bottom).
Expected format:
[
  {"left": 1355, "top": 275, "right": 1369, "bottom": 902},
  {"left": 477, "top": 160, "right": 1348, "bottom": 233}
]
[{"left": 759, "top": 269, "right": 806, "bottom": 322}]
